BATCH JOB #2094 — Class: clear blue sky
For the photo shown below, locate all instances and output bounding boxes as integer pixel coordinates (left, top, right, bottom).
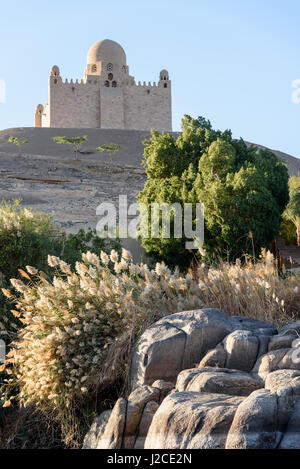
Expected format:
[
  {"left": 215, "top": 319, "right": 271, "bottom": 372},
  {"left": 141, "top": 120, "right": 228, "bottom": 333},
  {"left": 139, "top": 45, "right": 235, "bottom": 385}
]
[{"left": 0, "top": 0, "right": 300, "bottom": 157}]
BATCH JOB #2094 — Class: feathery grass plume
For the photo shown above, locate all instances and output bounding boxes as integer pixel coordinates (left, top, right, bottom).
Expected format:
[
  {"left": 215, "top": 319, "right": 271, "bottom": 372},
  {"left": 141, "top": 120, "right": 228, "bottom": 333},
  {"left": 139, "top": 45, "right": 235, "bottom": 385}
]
[{"left": 4, "top": 248, "right": 300, "bottom": 446}]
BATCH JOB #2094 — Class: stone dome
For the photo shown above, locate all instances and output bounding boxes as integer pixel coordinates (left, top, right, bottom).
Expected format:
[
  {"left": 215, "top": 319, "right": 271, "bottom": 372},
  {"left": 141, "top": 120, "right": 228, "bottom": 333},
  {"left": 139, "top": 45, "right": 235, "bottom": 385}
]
[{"left": 87, "top": 39, "right": 126, "bottom": 65}]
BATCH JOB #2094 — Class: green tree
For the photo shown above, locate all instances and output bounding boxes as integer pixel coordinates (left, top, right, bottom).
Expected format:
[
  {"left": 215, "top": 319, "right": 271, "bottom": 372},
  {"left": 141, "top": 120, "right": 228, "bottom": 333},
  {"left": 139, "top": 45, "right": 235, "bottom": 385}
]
[
  {"left": 138, "top": 115, "right": 289, "bottom": 268},
  {"left": 8, "top": 136, "right": 28, "bottom": 156},
  {"left": 289, "top": 175, "right": 300, "bottom": 190},
  {"left": 97, "top": 143, "right": 120, "bottom": 169},
  {"left": 283, "top": 177, "right": 300, "bottom": 246},
  {"left": 280, "top": 217, "right": 297, "bottom": 245},
  {"left": 53, "top": 135, "right": 88, "bottom": 160}
]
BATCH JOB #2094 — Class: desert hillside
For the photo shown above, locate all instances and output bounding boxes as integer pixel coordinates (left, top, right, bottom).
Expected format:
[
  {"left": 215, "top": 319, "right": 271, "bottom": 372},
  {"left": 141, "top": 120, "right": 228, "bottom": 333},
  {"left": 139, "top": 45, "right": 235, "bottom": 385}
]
[
  {"left": 0, "top": 127, "right": 298, "bottom": 241},
  {"left": 0, "top": 127, "right": 299, "bottom": 173}
]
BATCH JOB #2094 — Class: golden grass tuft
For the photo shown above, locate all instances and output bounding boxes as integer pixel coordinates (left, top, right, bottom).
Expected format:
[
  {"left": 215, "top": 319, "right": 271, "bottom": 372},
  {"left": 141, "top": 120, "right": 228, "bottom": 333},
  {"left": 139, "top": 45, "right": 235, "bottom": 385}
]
[{"left": 2, "top": 248, "right": 300, "bottom": 446}]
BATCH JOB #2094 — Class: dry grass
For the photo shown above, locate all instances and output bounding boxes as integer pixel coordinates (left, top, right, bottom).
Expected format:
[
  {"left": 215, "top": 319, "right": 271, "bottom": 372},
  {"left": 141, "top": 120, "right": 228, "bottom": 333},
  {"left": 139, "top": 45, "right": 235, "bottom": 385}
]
[
  {"left": 0, "top": 406, "right": 65, "bottom": 449},
  {"left": 2, "top": 248, "right": 203, "bottom": 444},
  {"left": 2, "top": 248, "right": 300, "bottom": 447},
  {"left": 192, "top": 249, "right": 300, "bottom": 327}
]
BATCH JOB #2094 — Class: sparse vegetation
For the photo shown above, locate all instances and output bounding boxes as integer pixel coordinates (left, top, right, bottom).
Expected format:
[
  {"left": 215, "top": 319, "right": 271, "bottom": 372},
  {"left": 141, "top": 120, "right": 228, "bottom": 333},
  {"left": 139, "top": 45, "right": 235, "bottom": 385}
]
[
  {"left": 0, "top": 200, "right": 121, "bottom": 334},
  {"left": 97, "top": 143, "right": 120, "bottom": 169},
  {"left": 53, "top": 135, "right": 88, "bottom": 161},
  {"left": 8, "top": 137, "right": 28, "bottom": 156}
]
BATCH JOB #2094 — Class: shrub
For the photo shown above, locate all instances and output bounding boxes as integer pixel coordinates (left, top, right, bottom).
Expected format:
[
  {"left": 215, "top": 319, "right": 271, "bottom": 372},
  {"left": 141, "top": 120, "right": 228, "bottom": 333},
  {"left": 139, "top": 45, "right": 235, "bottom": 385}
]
[
  {"left": 195, "top": 249, "right": 300, "bottom": 326},
  {"left": 138, "top": 115, "right": 289, "bottom": 268},
  {"left": 8, "top": 137, "right": 28, "bottom": 156},
  {"left": 0, "top": 200, "right": 58, "bottom": 333},
  {"left": 0, "top": 200, "right": 121, "bottom": 333},
  {"left": 280, "top": 218, "right": 297, "bottom": 245},
  {"left": 3, "top": 248, "right": 202, "bottom": 443},
  {"left": 282, "top": 176, "right": 300, "bottom": 246}
]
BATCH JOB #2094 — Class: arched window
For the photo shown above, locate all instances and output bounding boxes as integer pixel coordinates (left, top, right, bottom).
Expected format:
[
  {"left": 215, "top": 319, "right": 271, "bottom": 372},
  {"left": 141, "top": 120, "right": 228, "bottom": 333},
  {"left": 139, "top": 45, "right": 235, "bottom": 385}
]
[
  {"left": 112, "top": 81, "right": 117, "bottom": 88},
  {"left": 92, "top": 64, "right": 97, "bottom": 72},
  {"left": 107, "top": 63, "right": 113, "bottom": 71},
  {"left": 54, "top": 79, "right": 58, "bottom": 85},
  {"left": 108, "top": 73, "right": 113, "bottom": 81},
  {"left": 164, "top": 83, "right": 168, "bottom": 88},
  {"left": 104, "top": 80, "right": 110, "bottom": 87}
]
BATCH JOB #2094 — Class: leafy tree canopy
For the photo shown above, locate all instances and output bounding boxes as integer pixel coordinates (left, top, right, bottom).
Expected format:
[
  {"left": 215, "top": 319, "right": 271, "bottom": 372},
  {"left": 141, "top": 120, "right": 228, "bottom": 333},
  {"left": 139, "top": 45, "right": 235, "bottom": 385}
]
[
  {"left": 53, "top": 135, "right": 88, "bottom": 160},
  {"left": 8, "top": 137, "right": 28, "bottom": 155},
  {"left": 283, "top": 176, "right": 300, "bottom": 246},
  {"left": 138, "top": 115, "right": 289, "bottom": 268},
  {"left": 97, "top": 143, "right": 120, "bottom": 153}
]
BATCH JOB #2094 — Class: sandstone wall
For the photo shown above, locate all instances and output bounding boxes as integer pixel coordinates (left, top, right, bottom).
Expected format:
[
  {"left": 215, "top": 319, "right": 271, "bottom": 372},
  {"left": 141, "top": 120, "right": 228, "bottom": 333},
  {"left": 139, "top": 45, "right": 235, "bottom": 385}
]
[
  {"left": 47, "top": 76, "right": 100, "bottom": 128},
  {"left": 40, "top": 75, "right": 172, "bottom": 131},
  {"left": 123, "top": 82, "right": 172, "bottom": 132}
]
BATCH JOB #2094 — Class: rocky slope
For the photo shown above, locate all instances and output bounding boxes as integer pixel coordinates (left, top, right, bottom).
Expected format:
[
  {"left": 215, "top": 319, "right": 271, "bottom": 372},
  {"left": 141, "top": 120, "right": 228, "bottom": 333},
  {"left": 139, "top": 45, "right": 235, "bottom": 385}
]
[
  {"left": 0, "top": 129, "right": 298, "bottom": 229},
  {"left": 83, "top": 309, "right": 300, "bottom": 450},
  {"left": 0, "top": 127, "right": 298, "bottom": 261}
]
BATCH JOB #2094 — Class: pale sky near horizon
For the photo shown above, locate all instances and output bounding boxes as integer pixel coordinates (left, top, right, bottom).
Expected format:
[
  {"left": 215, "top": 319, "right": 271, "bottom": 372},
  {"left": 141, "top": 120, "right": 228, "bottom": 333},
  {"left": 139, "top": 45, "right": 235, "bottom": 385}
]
[{"left": 0, "top": 0, "right": 300, "bottom": 157}]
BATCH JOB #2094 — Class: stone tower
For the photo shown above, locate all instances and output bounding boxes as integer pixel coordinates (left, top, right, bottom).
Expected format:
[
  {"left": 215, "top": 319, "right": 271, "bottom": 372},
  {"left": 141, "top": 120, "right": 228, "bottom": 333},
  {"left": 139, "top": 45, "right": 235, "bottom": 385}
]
[{"left": 35, "top": 39, "right": 172, "bottom": 131}]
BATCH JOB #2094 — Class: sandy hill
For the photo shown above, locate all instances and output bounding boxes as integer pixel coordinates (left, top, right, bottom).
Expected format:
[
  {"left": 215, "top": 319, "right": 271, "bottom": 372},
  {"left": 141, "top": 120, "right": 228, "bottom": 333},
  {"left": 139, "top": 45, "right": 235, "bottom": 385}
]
[
  {"left": 0, "top": 127, "right": 165, "bottom": 168},
  {"left": 0, "top": 127, "right": 298, "bottom": 262},
  {"left": 0, "top": 127, "right": 299, "bottom": 175}
]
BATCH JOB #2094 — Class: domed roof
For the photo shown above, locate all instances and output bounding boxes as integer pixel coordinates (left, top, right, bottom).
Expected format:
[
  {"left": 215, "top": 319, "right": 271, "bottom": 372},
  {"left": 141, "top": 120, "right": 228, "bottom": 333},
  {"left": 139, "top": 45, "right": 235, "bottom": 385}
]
[{"left": 87, "top": 39, "right": 126, "bottom": 65}]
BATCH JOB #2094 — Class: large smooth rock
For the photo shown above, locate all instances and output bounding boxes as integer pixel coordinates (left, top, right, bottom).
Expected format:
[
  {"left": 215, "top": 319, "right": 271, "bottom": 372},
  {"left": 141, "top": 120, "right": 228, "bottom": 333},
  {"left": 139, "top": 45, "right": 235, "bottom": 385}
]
[
  {"left": 176, "top": 368, "right": 263, "bottom": 397},
  {"left": 252, "top": 348, "right": 289, "bottom": 378},
  {"left": 123, "top": 385, "right": 160, "bottom": 449},
  {"left": 292, "top": 338, "right": 300, "bottom": 348},
  {"left": 278, "top": 321, "right": 300, "bottom": 336},
  {"left": 176, "top": 368, "right": 207, "bottom": 392},
  {"left": 130, "top": 309, "right": 234, "bottom": 389},
  {"left": 199, "top": 344, "right": 227, "bottom": 369},
  {"left": 97, "top": 398, "right": 127, "bottom": 449},
  {"left": 257, "top": 334, "right": 271, "bottom": 358},
  {"left": 279, "top": 401, "right": 300, "bottom": 449},
  {"left": 82, "top": 410, "right": 112, "bottom": 449},
  {"left": 152, "top": 380, "right": 174, "bottom": 402},
  {"left": 253, "top": 348, "right": 300, "bottom": 379},
  {"left": 134, "top": 401, "right": 159, "bottom": 449},
  {"left": 231, "top": 316, "right": 277, "bottom": 336},
  {"left": 265, "top": 369, "right": 300, "bottom": 394},
  {"left": 225, "top": 389, "right": 278, "bottom": 449},
  {"left": 144, "top": 391, "right": 244, "bottom": 449},
  {"left": 268, "top": 334, "right": 295, "bottom": 352},
  {"left": 223, "top": 330, "right": 259, "bottom": 372},
  {"left": 264, "top": 369, "right": 300, "bottom": 436}
]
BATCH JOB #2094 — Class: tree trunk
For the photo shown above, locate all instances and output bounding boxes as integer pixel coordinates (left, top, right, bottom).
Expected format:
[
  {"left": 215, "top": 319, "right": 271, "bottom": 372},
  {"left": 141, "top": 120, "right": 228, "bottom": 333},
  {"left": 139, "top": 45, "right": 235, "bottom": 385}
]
[{"left": 297, "top": 227, "right": 300, "bottom": 247}]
